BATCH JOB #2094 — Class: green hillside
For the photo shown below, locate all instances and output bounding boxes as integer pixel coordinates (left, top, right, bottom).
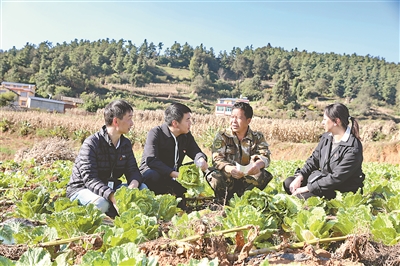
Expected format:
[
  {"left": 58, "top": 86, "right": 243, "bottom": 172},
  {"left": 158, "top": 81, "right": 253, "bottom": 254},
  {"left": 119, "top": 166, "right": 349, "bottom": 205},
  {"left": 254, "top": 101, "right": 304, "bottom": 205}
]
[{"left": 1, "top": 39, "right": 400, "bottom": 119}]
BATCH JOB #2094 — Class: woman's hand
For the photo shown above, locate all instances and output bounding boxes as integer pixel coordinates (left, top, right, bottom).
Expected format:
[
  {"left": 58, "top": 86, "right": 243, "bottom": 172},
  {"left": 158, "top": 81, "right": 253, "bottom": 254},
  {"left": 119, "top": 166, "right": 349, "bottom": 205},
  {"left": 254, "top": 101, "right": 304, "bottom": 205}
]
[
  {"left": 289, "top": 174, "right": 304, "bottom": 194},
  {"left": 292, "top": 186, "right": 309, "bottom": 196}
]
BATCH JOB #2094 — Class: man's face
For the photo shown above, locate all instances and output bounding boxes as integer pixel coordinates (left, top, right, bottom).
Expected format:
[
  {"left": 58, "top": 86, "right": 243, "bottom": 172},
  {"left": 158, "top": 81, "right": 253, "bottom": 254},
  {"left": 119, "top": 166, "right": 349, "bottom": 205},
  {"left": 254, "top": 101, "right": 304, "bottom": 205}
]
[
  {"left": 230, "top": 108, "right": 251, "bottom": 134},
  {"left": 116, "top": 111, "right": 134, "bottom": 134},
  {"left": 175, "top": 112, "right": 192, "bottom": 135}
]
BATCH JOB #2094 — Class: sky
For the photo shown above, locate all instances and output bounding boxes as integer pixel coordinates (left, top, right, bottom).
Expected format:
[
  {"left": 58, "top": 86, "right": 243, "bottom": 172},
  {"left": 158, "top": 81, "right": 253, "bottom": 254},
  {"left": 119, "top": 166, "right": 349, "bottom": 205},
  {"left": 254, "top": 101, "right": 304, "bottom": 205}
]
[{"left": 1, "top": 0, "right": 399, "bottom": 64}]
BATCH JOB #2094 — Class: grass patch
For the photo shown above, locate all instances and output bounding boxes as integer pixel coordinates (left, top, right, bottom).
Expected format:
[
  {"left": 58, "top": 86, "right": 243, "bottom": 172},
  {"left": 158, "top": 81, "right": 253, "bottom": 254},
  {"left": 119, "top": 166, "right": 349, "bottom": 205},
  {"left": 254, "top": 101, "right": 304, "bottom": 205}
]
[
  {"left": 159, "top": 66, "right": 191, "bottom": 80},
  {"left": 0, "top": 146, "right": 16, "bottom": 157}
]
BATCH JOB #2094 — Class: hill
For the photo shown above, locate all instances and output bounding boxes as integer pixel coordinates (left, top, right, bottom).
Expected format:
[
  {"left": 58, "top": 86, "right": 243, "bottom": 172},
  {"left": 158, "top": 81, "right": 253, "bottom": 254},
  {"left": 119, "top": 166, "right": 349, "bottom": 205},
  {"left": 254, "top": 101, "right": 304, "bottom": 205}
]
[{"left": 1, "top": 39, "right": 400, "bottom": 118}]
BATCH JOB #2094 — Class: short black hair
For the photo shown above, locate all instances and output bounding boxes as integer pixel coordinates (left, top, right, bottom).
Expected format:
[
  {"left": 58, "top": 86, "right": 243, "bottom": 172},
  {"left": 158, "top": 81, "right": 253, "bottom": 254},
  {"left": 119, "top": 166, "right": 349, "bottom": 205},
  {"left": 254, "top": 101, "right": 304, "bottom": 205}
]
[
  {"left": 232, "top": 102, "right": 253, "bottom": 119},
  {"left": 104, "top": 100, "right": 133, "bottom": 126},
  {"left": 164, "top": 103, "right": 191, "bottom": 125}
]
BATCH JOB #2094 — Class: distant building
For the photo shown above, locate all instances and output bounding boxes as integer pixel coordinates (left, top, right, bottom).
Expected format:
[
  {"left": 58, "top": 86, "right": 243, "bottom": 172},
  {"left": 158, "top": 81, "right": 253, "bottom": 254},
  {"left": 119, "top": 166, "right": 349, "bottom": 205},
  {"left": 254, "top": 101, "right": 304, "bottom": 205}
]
[
  {"left": 215, "top": 96, "right": 250, "bottom": 116},
  {"left": 0, "top": 86, "right": 19, "bottom": 106},
  {"left": 28, "top": 97, "right": 65, "bottom": 113},
  {"left": 60, "top": 96, "right": 84, "bottom": 109},
  {"left": 1, "top": 81, "right": 36, "bottom": 107}
]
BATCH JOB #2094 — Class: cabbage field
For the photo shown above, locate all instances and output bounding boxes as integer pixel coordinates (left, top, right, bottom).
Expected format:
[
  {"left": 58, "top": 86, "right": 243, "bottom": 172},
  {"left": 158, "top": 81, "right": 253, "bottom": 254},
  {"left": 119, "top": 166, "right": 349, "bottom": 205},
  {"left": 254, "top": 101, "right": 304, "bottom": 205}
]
[{"left": 0, "top": 159, "right": 400, "bottom": 265}]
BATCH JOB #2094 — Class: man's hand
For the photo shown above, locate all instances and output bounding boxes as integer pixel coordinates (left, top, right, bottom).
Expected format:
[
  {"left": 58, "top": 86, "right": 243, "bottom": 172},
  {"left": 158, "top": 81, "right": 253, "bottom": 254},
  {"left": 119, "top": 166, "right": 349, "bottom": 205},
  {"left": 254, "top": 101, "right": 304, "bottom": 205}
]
[
  {"left": 246, "top": 160, "right": 264, "bottom": 175},
  {"left": 225, "top": 165, "right": 245, "bottom": 179},
  {"left": 127, "top": 180, "right": 139, "bottom": 189},
  {"left": 109, "top": 192, "right": 119, "bottom": 214},
  {"left": 289, "top": 174, "right": 304, "bottom": 194},
  {"left": 170, "top": 171, "right": 179, "bottom": 179},
  {"left": 196, "top": 157, "right": 209, "bottom": 172}
]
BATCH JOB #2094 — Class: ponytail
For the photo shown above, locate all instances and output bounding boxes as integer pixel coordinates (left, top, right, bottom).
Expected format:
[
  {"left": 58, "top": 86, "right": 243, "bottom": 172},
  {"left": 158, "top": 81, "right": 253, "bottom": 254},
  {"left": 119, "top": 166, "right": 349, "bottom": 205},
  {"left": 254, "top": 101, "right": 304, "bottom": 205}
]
[{"left": 349, "top": 117, "right": 360, "bottom": 140}]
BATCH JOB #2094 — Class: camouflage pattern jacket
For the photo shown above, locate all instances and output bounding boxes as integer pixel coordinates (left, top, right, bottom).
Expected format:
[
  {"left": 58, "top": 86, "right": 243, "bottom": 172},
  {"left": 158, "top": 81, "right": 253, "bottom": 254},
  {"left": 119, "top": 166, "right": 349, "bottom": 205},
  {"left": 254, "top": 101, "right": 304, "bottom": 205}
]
[{"left": 212, "top": 127, "right": 271, "bottom": 177}]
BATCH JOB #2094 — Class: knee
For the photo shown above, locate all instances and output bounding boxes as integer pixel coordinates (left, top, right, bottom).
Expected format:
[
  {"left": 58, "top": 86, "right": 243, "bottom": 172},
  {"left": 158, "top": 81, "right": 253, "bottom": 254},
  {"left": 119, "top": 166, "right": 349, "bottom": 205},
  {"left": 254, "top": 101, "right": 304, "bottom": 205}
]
[
  {"left": 139, "top": 183, "right": 148, "bottom": 190},
  {"left": 92, "top": 197, "right": 111, "bottom": 213},
  {"left": 206, "top": 170, "right": 226, "bottom": 189},
  {"left": 143, "top": 169, "right": 162, "bottom": 183},
  {"left": 258, "top": 169, "right": 273, "bottom": 184}
]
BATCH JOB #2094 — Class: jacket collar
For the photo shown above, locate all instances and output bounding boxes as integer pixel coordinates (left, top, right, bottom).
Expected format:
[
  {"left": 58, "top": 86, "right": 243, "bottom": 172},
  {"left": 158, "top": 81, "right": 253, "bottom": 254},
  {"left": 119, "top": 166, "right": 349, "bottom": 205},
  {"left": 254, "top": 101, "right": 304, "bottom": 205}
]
[
  {"left": 101, "top": 125, "right": 124, "bottom": 148},
  {"left": 326, "top": 127, "right": 354, "bottom": 147},
  {"left": 223, "top": 126, "right": 254, "bottom": 141},
  {"left": 161, "top": 123, "right": 173, "bottom": 138},
  {"left": 101, "top": 125, "right": 114, "bottom": 147}
]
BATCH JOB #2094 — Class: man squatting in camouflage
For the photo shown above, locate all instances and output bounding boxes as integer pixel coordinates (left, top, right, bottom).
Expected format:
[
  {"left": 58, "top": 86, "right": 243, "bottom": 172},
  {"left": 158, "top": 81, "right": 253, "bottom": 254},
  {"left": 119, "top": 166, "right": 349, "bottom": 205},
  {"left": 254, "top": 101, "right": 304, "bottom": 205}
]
[{"left": 207, "top": 102, "right": 273, "bottom": 202}]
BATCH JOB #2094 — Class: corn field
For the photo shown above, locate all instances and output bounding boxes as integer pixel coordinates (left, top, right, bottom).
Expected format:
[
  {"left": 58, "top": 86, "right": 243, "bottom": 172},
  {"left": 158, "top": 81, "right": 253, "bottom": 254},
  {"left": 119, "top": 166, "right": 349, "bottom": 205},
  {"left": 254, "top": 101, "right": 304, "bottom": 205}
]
[{"left": 1, "top": 109, "right": 399, "bottom": 150}]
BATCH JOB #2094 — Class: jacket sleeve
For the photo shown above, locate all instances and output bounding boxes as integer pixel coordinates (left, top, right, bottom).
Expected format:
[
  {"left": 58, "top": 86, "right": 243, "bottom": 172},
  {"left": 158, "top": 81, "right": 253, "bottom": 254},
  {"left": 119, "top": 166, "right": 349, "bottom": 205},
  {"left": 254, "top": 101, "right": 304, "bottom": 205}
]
[
  {"left": 185, "top": 132, "right": 207, "bottom": 163},
  {"left": 143, "top": 127, "right": 174, "bottom": 176},
  {"left": 250, "top": 132, "right": 271, "bottom": 168},
  {"left": 299, "top": 136, "right": 325, "bottom": 179},
  {"left": 124, "top": 139, "right": 144, "bottom": 184},
  {"left": 79, "top": 137, "right": 114, "bottom": 200},
  {"left": 307, "top": 146, "right": 363, "bottom": 195},
  {"left": 212, "top": 132, "right": 232, "bottom": 175}
]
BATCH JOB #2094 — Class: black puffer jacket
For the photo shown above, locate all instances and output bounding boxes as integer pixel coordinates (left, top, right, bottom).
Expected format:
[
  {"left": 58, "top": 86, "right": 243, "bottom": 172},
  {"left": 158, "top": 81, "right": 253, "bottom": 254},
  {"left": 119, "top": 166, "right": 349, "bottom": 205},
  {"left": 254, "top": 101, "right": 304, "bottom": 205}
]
[
  {"left": 66, "top": 126, "right": 143, "bottom": 200},
  {"left": 300, "top": 132, "right": 365, "bottom": 196}
]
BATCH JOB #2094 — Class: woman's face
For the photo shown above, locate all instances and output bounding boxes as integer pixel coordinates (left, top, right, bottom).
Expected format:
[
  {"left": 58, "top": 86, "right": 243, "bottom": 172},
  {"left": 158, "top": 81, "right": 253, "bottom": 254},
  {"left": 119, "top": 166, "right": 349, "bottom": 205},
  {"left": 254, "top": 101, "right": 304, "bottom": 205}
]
[{"left": 322, "top": 113, "right": 336, "bottom": 133}]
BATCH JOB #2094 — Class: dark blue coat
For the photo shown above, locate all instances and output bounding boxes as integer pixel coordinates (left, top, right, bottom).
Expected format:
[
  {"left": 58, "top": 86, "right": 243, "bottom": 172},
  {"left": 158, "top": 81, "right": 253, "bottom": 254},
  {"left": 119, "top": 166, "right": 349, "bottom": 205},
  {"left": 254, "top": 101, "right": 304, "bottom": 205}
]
[{"left": 66, "top": 126, "right": 143, "bottom": 200}]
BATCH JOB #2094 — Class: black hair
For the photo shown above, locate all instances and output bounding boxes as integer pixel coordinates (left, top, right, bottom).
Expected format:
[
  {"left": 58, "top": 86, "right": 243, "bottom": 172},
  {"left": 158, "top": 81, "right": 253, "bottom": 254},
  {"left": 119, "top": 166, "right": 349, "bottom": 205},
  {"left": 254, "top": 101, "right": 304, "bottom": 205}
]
[
  {"left": 232, "top": 101, "right": 253, "bottom": 119},
  {"left": 164, "top": 103, "right": 191, "bottom": 125},
  {"left": 104, "top": 100, "right": 133, "bottom": 126},
  {"left": 324, "top": 103, "right": 360, "bottom": 140}
]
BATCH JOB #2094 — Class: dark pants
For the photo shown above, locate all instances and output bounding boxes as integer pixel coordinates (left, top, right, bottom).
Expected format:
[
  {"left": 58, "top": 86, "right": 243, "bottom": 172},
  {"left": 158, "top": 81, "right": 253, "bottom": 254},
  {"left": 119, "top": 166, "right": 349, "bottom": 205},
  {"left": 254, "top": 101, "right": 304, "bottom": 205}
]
[
  {"left": 283, "top": 176, "right": 336, "bottom": 200},
  {"left": 143, "top": 169, "right": 187, "bottom": 209}
]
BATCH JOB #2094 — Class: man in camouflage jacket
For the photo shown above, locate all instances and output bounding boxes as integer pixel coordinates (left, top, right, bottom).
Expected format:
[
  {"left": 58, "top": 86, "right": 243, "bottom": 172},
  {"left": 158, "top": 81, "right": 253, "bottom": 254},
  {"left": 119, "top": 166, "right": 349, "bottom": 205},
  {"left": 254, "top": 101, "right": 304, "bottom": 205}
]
[{"left": 208, "top": 102, "right": 273, "bottom": 202}]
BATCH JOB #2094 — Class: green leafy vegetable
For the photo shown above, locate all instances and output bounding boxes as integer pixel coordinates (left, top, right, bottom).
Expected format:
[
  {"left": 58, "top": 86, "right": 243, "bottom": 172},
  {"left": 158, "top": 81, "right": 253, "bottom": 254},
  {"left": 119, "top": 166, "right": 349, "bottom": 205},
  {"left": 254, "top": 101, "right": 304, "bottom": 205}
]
[{"left": 15, "top": 187, "right": 51, "bottom": 219}]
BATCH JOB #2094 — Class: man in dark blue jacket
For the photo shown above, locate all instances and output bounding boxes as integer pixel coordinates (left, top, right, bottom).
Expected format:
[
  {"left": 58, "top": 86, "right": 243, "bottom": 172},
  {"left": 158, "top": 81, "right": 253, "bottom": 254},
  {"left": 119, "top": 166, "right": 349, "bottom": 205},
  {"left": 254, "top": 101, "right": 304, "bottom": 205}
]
[
  {"left": 139, "top": 103, "right": 208, "bottom": 208},
  {"left": 67, "top": 100, "right": 146, "bottom": 217}
]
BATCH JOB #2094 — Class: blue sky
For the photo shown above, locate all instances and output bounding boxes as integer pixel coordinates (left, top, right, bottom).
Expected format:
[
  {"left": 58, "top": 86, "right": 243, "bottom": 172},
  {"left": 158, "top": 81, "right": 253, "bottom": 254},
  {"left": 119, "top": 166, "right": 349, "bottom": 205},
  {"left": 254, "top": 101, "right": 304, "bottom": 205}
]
[{"left": 1, "top": 0, "right": 399, "bottom": 63}]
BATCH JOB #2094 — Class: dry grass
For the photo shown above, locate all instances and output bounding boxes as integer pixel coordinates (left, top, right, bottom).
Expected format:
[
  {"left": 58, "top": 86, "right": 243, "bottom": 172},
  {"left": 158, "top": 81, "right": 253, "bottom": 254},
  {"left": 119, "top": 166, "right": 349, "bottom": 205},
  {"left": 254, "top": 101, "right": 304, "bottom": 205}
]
[
  {"left": 14, "top": 137, "right": 77, "bottom": 165},
  {"left": 106, "top": 83, "right": 191, "bottom": 97},
  {"left": 2, "top": 109, "right": 398, "bottom": 144},
  {"left": 1, "top": 109, "right": 400, "bottom": 164}
]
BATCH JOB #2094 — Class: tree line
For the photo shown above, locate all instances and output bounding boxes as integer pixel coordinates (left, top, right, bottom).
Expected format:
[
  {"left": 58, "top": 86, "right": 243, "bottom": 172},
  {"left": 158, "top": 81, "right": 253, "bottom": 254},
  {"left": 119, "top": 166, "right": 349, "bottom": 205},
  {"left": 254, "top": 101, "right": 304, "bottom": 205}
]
[{"left": 1, "top": 38, "right": 400, "bottom": 114}]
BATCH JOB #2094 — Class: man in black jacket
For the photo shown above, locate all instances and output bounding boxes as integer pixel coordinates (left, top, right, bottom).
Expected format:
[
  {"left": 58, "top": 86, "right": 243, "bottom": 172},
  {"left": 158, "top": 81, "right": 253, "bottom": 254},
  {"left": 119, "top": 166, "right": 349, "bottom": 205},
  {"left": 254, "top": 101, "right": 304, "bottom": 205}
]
[
  {"left": 67, "top": 100, "right": 146, "bottom": 217},
  {"left": 139, "top": 103, "right": 208, "bottom": 207}
]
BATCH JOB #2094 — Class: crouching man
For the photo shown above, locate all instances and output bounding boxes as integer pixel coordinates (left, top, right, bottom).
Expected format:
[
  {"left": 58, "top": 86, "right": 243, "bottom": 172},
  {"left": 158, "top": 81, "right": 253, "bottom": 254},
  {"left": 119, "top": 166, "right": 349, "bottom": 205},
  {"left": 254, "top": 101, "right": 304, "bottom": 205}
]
[
  {"left": 207, "top": 102, "right": 273, "bottom": 202},
  {"left": 66, "top": 99, "right": 146, "bottom": 217}
]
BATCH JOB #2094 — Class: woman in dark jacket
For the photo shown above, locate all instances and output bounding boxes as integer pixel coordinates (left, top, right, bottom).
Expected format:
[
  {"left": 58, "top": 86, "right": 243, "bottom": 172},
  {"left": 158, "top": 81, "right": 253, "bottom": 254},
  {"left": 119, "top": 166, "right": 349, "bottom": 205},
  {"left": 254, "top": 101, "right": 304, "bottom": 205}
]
[{"left": 283, "top": 103, "right": 365, "bottom": 199}]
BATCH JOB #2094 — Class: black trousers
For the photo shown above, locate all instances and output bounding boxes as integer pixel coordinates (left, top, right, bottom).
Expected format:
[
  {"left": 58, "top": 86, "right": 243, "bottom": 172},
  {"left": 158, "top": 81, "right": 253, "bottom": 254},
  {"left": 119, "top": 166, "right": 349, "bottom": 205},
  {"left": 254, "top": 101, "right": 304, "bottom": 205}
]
[
  {"left": 283, "top": 175, "right": 336, "bottom": 200},
  {"left": 143, "top": 169, "right": 187, "bottom": 209}
]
